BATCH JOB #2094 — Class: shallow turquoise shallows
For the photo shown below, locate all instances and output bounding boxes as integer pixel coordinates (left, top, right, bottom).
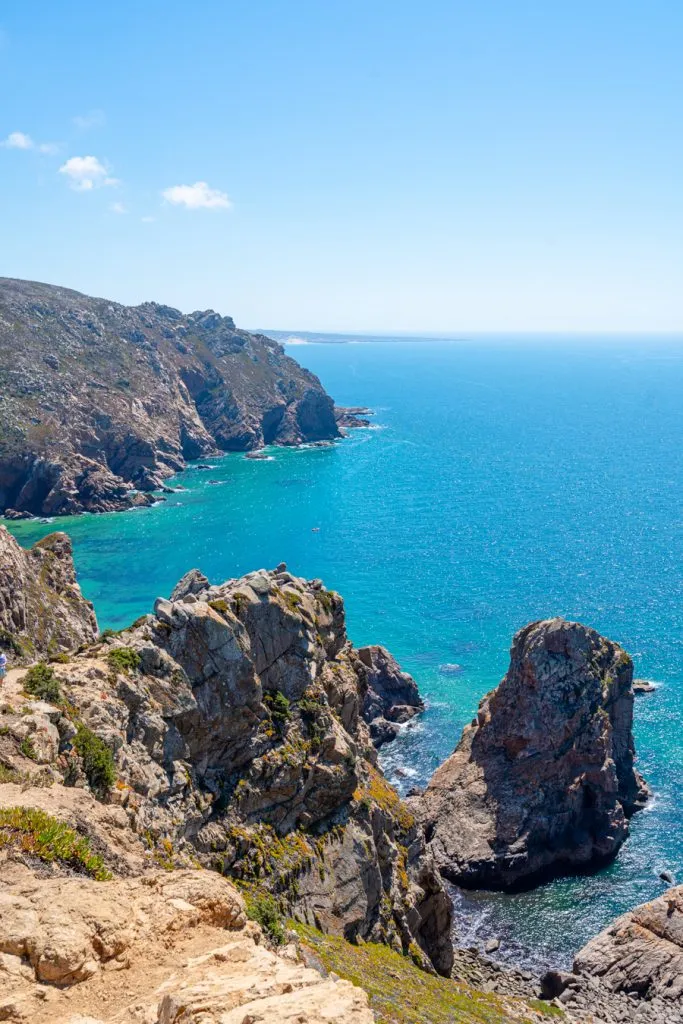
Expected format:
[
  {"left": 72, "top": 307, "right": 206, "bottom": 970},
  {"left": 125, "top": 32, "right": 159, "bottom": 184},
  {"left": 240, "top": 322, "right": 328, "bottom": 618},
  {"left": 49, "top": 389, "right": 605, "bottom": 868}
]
[{"left": 9, "top": 337, "right": 683, "bottom": 969}]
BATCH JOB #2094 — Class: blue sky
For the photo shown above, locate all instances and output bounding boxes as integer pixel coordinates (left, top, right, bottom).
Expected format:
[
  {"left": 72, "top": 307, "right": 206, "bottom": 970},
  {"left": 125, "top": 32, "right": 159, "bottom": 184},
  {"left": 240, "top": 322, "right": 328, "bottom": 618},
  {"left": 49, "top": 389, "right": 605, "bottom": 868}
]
[{"left": 1, "top": 1, "right": 681, "bottom": 332}]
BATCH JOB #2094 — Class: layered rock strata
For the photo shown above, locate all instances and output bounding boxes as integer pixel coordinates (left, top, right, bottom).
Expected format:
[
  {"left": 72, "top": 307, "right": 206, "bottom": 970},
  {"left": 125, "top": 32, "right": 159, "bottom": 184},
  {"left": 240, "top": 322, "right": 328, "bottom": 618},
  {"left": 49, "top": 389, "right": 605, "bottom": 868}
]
[{"left": 417, "top": 618, "right": 648, "bottom": 889}]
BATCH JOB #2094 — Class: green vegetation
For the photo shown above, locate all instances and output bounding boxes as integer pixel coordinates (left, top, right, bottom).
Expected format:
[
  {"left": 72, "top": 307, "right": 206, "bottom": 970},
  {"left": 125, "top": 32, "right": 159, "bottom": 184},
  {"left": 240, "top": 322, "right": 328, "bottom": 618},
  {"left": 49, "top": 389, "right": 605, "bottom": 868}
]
[
  {"left": 0, "top": 627, "right": 26, "bottom": 658},
  {"left": 0, "top": 763, "right": 21, "bottom": 783},
  {"left": 19, "top": 735, "right": 37, "bottom": 760},
  {"left": 292, "top": 923, "right": 563, "bottom": 1024},
  {"left": 355, "top": 766, "right": 415, "bottom": 833},
  {"left": 281, "top": 589, "right": 302, "bottom": 614},
  {"left": 245, "top": 890, "right": 287, "bottom": 945},
  {"left": 73, "top": 724, "right": 116, "bottom": 795},
  {"left": 263, "top": 689, "right": 291, "bottom": 726},
  {"left": 24, "top": 662, "right": 62, "bottom": 703},
  {"left": 107, "top": 646, "right": 140, "bottom": 674},
  {"left": 0, "top": 807, "right": 111, "bottom": 880},
  {"left": 209, "top": 598, "right": 229, "bottom": 615}
]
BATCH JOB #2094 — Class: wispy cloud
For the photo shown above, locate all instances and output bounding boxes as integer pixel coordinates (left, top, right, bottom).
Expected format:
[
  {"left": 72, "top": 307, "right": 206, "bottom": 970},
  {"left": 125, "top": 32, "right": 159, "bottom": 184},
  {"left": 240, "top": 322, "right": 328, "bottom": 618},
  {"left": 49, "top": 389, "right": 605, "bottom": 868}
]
[
  {"left": 110, "top": 201, "right": 127, "bottom": 214},
  {"left": 59, "top": 155, "right": 118, "bottom": 191},
  {"left": 2, "top": 131, "right": 60, "bottom": 153},
  {"left": 141, "top": 215, "right": 155, "bottom": 223},
  {"left": 73, "top": 109, "right": 105, "bottom": 131},
  {"left": 2, "top": 131, "right": 34, "bottom": 149},
  {"left": 162, "top": 181, "right": 232, "bottom": 210}
]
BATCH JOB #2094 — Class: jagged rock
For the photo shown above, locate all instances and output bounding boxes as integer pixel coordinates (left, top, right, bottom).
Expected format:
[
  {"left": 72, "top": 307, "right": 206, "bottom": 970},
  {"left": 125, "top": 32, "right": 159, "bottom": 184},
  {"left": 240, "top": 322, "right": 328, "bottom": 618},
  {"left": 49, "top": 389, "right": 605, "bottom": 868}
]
[
  {"left": 633, "top": 678, "right": 657, "bottom": 694},
  {"left": 417, "top": 618, "right": 649, "bottom": 889},
  {"left": 0, "top": 278, "right": 341, "bottom": 516},
  {"left": 359, "top": 645, "right": 424, "bottom": 749},
  {"left": 0, "top": 527, "right": 98, "bottom": 664},
  {"left": 7, "top": 567, "right": 452, "bottom": 976},
  {"left": 574, "top": 886, "right": 683, "bottom": 1002}
]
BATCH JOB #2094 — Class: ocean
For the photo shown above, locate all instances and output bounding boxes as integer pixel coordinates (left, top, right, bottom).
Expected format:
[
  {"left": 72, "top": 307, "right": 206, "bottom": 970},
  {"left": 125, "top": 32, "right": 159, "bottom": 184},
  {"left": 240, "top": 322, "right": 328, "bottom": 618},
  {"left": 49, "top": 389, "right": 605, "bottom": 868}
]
[{"left": 9, "top": 335, "right": 683, "bottom": 970}]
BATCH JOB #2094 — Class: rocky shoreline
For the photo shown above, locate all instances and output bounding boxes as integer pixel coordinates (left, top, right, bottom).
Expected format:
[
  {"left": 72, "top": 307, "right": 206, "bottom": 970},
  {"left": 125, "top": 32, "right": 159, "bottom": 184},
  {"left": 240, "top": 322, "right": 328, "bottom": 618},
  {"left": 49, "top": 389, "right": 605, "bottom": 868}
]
[
  {"left": 0, "top": 527, "right": 677, "bottom": 1023},
  {"left": 0, "top": 278, "right": 359, "bottom": 519}
]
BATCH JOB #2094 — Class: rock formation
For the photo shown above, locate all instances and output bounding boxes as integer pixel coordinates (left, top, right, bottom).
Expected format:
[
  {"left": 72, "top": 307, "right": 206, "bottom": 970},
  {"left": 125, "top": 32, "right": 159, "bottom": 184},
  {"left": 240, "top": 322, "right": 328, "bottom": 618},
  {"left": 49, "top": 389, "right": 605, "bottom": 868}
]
[
  {"left": 0, "top": 526, "right": 97, "bottom": 663},
  {"left": 0, "top": 867, "right": 374, "bottom": 1024},
  {"left": 0, "top": 278, "right": 343, "bottom": 516},
  {"left": 359, "top": 644, "right": 424, "bottom": 748},
  {"left": 574, "top": 886, "right": 683, "bottom": 1003},
  {"left": 0, "top": 554, "right": 453, "bottom": 977},
  {"left": 417, "top": 618, "right": 649, "bottom": 890}
]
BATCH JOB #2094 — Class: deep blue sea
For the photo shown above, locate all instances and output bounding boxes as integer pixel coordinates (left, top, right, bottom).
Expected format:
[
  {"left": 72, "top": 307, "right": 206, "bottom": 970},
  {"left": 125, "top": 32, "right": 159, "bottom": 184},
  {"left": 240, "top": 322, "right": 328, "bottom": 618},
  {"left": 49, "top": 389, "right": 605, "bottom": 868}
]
[{"left": 9, "top": 336, "right": 683, "bottom": 970}]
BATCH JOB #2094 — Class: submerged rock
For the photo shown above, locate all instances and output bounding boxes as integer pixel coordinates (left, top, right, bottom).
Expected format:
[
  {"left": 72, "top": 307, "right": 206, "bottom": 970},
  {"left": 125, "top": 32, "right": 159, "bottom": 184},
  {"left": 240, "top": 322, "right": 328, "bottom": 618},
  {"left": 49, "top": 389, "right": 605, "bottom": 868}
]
[{"left": 416, "top": 617, "right": 649, "bottom": 890}]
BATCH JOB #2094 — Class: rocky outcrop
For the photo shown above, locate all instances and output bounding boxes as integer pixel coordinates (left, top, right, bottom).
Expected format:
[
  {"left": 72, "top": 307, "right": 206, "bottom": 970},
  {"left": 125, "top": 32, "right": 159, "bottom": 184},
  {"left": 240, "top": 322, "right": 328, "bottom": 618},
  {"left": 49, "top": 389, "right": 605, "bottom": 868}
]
[
  {"left": 0, "top": 526, "right": 97, "bottom": 663},
  {"left": 417, "top": 618, "right": 649, "bottom": 890},
  {"left": 0, "top": 278, "right": 342, "bottom": 516},
  {"left": 0, "top": 867, "right": 374, "bottom": 1024},
  {"left": 0, "top": 563, "right": 452, "bottom": 976},
  {"left": 359, "top": 645, "right": 424, "bottom": 748},
  {"left": 574, "top": 886, "right": 683, "bottom": 1004}
]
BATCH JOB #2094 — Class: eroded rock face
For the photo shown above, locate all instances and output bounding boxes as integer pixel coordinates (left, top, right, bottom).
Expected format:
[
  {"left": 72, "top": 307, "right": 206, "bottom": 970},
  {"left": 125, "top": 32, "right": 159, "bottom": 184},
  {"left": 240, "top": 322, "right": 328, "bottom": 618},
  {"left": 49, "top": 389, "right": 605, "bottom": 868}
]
[
  {"left": 359, "top": 645, "right": 424, "bottom": 748},
  {"left": 0, "top": 527, "right": 98, "bottom": 663},
  {"left": 417, "top": 618, "right": 648, "bottom": 890},
  {"left": 0, "top": 278, "right": 341, "bottom": 516},
  {"left": 574, "top": 886, "right": 683, "bottom": 1002},
  {"left": 10, "top": 565, "right": 452, "bottom": 976}
]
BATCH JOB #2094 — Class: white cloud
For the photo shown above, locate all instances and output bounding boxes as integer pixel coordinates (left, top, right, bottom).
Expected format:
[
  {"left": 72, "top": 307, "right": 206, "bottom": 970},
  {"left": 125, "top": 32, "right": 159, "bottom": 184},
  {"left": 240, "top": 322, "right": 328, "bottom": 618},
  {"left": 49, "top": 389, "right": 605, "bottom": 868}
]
[
  {"left": 2, "top": 131, "right": 33, "bottom": 149},
  {"left": 141, "top": 215, "right": 155, "bottom": 223},
  {"left": 38, "top": 142, "right": 60, "bottom": 155},
  {"left": 162, "top": 181, "right": 232, "bottom": 210},
  {"left": 59, "top": 155, "right": 118, "bottom": 191},
  {"left": 73, "top": 110, "right": 105, "bottom": 131},
  {"left": 110, "top": 201, "right": 127, "bottom": 214}
]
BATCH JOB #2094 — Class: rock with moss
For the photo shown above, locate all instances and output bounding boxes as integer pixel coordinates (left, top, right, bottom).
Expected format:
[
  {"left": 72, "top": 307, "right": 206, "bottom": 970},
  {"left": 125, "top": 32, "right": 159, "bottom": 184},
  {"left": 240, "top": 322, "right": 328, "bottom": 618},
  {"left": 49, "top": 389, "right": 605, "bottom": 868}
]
[
  {"left": 416, "top": 618, "right": 649, "bottom": 890},
  {"left": 0, "top": 527, "right": 97, "bottom": 665}
]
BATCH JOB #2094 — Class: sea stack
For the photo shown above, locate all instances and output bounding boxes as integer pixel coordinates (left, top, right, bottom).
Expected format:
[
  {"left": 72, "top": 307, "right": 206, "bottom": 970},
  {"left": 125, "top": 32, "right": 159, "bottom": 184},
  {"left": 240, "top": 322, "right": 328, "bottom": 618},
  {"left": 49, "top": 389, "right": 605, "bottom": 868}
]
[{"left": 417, "top": 617, "right": 649, "bottom": 889}]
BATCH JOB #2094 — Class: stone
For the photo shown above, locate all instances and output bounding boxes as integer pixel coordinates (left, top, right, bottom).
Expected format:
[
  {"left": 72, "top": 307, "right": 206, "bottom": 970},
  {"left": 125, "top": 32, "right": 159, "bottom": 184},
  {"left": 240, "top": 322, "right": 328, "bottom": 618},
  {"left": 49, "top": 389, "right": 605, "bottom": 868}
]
[
  {"left": 633, "top": 679, "right": 657, "bottom": 694},
  {"left": 417, "top": 618, "right": 649, "bottom": 889},
  {"left": 358, "top": 645, "right": 424, "bottom": 749},
  {"left": 0, "top": 527, "right": 98, "bottom": 664}
]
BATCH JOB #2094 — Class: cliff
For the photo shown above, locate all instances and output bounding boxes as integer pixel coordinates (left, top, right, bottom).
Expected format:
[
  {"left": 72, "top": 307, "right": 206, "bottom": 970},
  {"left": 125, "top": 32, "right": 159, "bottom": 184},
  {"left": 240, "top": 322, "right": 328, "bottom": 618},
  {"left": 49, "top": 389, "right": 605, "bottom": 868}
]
[
  {"left": 0, "top": 525, "right": 97, "bottom": 662},
  {"left": 0, "top": 549, "right": 453, "bottom": 977},
  {"left": 0, "top": 278, "right": 341, "bottom": 516},
  {"left": 416, "top": 618, "right": 648, "bottom": 890}
]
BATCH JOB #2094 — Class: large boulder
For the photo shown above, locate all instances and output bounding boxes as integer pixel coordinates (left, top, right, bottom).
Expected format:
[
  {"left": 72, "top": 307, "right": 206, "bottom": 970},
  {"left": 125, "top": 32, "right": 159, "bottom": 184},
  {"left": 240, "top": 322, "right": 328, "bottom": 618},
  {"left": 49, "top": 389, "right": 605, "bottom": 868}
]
[
  {"left": 417, "top": 618, "right": 649, "bottom": 889},
  {"left": 574, "top": 886, "right": 683, "bottom": 1003},
  {"left": 0, "top": 527, "right": 98, "bottom": 663}
]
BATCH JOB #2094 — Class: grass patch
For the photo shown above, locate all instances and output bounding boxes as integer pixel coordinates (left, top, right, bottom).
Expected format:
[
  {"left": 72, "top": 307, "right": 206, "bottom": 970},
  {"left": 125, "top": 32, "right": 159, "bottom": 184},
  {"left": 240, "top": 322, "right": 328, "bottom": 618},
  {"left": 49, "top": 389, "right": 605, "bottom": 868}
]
[
  {"left": 245, "top": 890, "right": 287, "bottom": 945},
  {"left": 107, "top": 647, "right": 140, "bottom": 674},
  {"left": 209, "top": 598, "right": 229, "bottom": 615},
  {"left": 0, "top": 806, "right": 111, "bottom": 879},
  {"left": 292, "top": 923, "right": 562, "bottom": 1024},
  {"left": 24, "top": 662, "right": 62, "bottom": 703},
  {"left": 0, "top": 763, "right": 21, "bottom": 783},
  {"left": 19, "top": 735, "right": 37, "bottom": 760},
  {"left": 73, "top": 724, "right": 116, "bottom": 795}
]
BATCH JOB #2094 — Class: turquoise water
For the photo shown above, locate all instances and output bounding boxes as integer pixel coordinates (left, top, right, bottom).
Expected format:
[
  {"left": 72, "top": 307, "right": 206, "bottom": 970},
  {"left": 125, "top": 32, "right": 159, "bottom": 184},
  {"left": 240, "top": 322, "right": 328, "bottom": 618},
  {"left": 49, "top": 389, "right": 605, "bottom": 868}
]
[{"left": 9, "top": 336, "right": 683, "bottom": 970}]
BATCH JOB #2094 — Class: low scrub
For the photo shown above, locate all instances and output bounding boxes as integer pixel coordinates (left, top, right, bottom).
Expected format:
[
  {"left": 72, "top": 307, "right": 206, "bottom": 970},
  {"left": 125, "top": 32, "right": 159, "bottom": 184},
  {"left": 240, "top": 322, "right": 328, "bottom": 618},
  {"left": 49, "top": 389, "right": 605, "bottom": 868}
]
[
  {"left": 0, "top": 806, "right": 111, "bottom": 879},
  {"left": 107, "top": 647, "right": 140, "bottom": 674},
  {"left": 24, "top": 662, "right": 62, "bottom": 703},
  {"left": 73, "top": 724, "right": 116, "bottom": 795},
  {"left": 245, "top": 890, "right": 287, "bottom": 945}
]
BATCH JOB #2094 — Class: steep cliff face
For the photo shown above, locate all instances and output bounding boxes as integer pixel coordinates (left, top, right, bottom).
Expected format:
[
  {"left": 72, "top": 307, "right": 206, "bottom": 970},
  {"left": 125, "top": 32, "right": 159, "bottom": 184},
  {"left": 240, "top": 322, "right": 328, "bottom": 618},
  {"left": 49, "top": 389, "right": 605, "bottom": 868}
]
[
  {"left": 0, "top": 526, "right": 98, "bottom": 663},
  {"left": 417, "top": 618, "right": 648, "bottom": 890},
  {"left": 0, "top": 278, "right": 341, "bottom": 516},
  {"left": 0, "top": 557, "right": 452, "bottom": 976}
]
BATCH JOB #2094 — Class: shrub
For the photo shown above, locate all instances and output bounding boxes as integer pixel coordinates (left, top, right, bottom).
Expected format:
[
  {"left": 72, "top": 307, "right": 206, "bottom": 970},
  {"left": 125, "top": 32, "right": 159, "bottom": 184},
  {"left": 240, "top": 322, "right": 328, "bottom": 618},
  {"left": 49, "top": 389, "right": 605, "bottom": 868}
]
[
  {"left": 245, "top": 891, "right": 286, "bottom": 945},
  {"left": 24, "top": 662, "right": 61, "bottom": 703},
  {"left": 107, "top": 647, "right": 140, "bottom": 674},
  {"left": 209, "top": 599, "right": 229, "bottom": 615},
  {"left": 263, "top": 690, "right": 291, "bottom": 725},
  {"left": 73, "top": 724, "right": 116, "bottom": 795},
  {"left": 0, "top": 806, "right": 111, "bottom": 879},
  {"left": 19, "top": 736, "right": 36, "bottom": 760}
]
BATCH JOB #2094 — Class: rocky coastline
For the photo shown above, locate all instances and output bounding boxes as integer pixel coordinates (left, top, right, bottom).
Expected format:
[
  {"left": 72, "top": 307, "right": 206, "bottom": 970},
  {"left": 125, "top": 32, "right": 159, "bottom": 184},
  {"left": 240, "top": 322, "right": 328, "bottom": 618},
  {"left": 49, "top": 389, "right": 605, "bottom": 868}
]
[
  {"left": 0, "top": 278, "right": 356, "bottom": 519},
  {"left": 0, "top": 528, "right": 675, "bottom": 1023}
]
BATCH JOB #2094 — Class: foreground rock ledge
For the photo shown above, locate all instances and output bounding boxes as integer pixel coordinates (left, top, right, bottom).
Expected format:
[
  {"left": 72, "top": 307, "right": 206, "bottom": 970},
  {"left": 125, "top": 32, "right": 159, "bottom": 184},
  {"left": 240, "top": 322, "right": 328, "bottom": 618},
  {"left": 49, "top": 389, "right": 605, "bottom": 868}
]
[{"left": 416, "top": 617, "right": 649, "bottom": 890}]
